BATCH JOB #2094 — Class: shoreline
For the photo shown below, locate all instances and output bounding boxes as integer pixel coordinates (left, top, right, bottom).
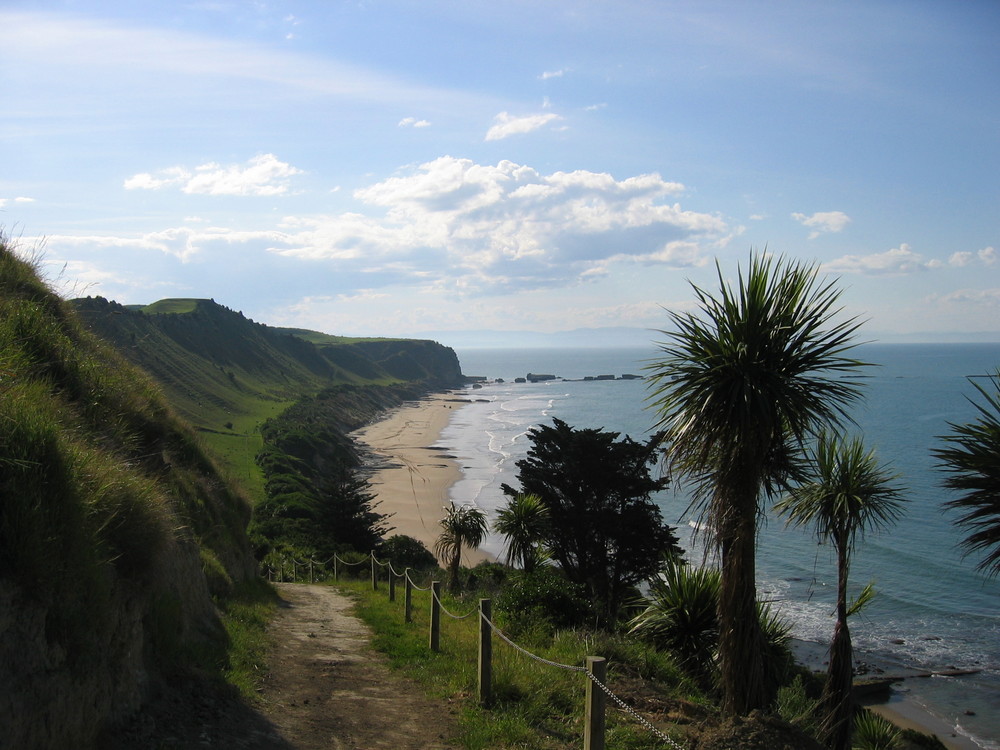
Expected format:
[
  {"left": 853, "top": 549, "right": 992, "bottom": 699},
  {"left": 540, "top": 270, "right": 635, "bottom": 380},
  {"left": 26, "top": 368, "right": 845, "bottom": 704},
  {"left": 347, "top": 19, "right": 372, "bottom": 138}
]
[
  {"left": 792, "top": 640, "right": 985, "bottom": 750},
  {"left": 352, "top": 390, "right": 494, "bottom": 565}
]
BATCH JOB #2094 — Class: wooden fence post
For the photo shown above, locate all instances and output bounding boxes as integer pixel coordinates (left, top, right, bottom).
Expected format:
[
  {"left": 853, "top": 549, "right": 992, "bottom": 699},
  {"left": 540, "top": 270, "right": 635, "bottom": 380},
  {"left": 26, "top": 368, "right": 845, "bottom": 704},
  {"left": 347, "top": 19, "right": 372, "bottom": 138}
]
[
  {"left": 478, "top": 599, "right": 492, "bottom": 706},
  {"left": 388, "top": 568, "right": 396, "bottom": 602},
  {"left": 309, "top": 559, "right": 314, "bottom": 583},
  {"left": 584, "top": 656, "right": 606, "bottom": 750},
  {"left": 371, "top": 555, "right": 378, "bottom": 590},
  {"left": 404, "top": 571, "right": 413, "bottom": 624},
  {"left": 429, "top": 581, "right": 441, "bottom": 652}
]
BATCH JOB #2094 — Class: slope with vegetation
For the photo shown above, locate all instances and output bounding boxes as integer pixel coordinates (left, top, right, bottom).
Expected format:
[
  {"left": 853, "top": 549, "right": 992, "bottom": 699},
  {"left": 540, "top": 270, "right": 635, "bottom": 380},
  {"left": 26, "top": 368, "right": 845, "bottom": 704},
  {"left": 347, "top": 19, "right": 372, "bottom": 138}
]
[
  {"left": 0, "top": 238, "right": 256, "bottom": 747},
  {"left": 72, "top": 294, "right": 466, "bottom": 564}
]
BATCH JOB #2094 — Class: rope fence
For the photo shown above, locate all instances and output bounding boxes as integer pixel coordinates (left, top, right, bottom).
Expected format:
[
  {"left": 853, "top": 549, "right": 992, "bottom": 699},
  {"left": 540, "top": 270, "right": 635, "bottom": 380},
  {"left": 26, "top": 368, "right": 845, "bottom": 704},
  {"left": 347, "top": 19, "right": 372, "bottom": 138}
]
[{"left": 268, "top": 550, "right": 688, "bottom": 750}]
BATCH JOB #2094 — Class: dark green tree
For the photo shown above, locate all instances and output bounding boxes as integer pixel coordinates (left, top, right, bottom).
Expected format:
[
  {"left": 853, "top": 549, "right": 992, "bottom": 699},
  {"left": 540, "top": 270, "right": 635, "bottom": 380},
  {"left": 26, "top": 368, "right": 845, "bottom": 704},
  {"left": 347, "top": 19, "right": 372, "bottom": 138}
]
[
  {"left": 935, "top": 370, "right": 1000, "bottom": 578},
  {"left": 775, "top": 433, "right": 906, "bottom": 750},
  {"left": 502, "top": 418, "right": 681, "bottom": 624},
  {"left": 646, "top": 253, "right": 867, "bottom": 714},
  {"left": 434, "top": 503, "right": 489, "bottom": 594}
]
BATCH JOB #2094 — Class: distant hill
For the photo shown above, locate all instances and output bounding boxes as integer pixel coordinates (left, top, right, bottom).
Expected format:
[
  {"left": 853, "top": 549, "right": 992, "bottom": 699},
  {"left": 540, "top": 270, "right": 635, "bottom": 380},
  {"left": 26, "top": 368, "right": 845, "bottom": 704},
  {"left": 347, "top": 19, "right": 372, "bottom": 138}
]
[{"left": 72, "top": 296, "right": 464, "bottom": 503}]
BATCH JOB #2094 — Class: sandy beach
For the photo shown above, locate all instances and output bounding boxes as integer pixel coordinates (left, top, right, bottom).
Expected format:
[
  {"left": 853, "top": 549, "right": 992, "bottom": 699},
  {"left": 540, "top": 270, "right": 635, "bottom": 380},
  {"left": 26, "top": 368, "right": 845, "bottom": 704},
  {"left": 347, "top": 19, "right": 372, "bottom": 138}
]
[{"left": 352, "top": 391, "right": 493, "bottom": 565}]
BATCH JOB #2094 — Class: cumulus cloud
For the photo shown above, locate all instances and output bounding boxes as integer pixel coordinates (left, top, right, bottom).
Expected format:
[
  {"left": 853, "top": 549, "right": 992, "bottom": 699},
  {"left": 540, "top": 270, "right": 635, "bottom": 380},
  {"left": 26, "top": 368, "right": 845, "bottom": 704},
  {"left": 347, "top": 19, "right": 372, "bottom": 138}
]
[
  {"left": 950, "top": 246, "right": 997, "bottom": 267},
  {"left": 791, "top": 210, "right": 851, "bottom": 239},
  {"left": 822, "top": 243, "right": 931, "bottom": 275},
  {"left": 485, "top": 112, "right": 562, "bottom": 141},
  {"left": 124, "top": 154, "right": 302, "bottom": 196},
  {"left": 272, "top": 156, "right": 726, "bottom": 294},
  {"left": 398, "top": 116, "right": 431, "bottom": 128}
]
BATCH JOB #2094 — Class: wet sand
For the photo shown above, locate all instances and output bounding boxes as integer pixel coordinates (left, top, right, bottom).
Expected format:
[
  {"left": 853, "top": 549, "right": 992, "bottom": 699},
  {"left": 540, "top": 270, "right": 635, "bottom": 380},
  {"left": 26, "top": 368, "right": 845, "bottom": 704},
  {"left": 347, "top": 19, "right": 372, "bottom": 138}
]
[{"left": 352, "top": 391, "right": 492, "bottom": 565}]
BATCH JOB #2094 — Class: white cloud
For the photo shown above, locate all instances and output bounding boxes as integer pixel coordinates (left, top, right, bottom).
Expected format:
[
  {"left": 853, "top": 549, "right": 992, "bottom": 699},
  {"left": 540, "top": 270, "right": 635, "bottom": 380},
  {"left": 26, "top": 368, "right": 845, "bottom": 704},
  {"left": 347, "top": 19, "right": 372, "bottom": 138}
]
[
  {"left": 791, "top": 210, "right": 851, "bottom": 239},
  {"left": 271, "top": 156, "right": 725, "bottom": 294},
  {"left": 15, "top": 196, "right": 35, "bottom": 203},
  {"left": 124, "top": 154, "right": 302, "bottom": 196},
  {"left": 540, "top": 69, "right": 567, "bottom": 80},
  {"left": 823, "top": 243, "right": 931, "bottom": 275},
  {"left": 947, "top": 246, "right": 995, "bottom": 268},
  {"left": 485, "top": 112, "right": 562, "bottom": 141},
  {"left": 398, "top": 117, "right": 431, "bottom": 128},
  {"left": 43, "top": 225, "right": 290, "bottom": 262},
  {"left": 936, "top": 288, "right": 1000, "bottom": 306}
]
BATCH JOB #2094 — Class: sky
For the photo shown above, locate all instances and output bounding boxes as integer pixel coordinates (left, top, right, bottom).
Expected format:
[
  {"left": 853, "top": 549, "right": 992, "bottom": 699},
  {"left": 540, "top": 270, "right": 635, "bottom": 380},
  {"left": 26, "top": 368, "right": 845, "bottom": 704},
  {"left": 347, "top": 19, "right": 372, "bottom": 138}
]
[{"left": 2, "top": 0, "right": 999, "bottom": 345}]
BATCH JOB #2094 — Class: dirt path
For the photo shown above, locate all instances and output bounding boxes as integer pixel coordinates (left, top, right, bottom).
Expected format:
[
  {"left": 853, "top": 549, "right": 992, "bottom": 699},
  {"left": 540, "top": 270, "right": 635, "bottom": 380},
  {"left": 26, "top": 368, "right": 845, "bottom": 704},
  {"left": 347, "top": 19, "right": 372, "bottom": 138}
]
[
  {"left": 263, "top": 583, "right": 459, "bottom": 749},
  {"left": 107, "top": 583, "right": 460, "bottom": 749}
]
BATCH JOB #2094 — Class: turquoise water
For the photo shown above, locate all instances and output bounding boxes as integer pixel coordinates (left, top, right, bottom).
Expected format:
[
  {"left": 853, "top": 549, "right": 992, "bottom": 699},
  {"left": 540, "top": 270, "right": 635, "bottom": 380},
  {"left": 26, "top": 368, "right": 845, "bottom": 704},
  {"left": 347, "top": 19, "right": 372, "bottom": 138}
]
[{"left": 444, "top": 343, "right": 1000, "bottom": 748}]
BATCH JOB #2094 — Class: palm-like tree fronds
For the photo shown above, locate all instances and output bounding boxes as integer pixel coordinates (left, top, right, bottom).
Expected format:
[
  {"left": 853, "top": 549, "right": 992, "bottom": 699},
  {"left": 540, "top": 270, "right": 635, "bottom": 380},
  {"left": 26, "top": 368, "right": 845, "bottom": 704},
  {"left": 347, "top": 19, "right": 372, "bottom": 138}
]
[
  {"left": 435, "top": 503, "right": 488, "bottom": 594},
  {"left": 935, "top": 370, "right": 1000, "bottom": 577},
  {"left": 775, "top": 433, "right": 905, "bottom": 750},
  {"left": 493, "top": 492, "right": 549, "bottom": 571},
  {"left": 645, "top": 252, "right": 869, "bottom": 715},
  {"left": 629, "top": 558, "right": 721, "bottom": 675},
  {"left": 774, "top": 432, "right": 906, "bottom": 561}
]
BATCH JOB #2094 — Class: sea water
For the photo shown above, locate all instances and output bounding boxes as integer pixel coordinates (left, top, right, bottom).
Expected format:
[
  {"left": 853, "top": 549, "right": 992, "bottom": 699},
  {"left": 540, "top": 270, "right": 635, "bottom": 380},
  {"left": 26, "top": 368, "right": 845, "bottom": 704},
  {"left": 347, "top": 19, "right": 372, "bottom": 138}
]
[{"left": 439, "top": 343, "right": 1000, "bottom": 748}]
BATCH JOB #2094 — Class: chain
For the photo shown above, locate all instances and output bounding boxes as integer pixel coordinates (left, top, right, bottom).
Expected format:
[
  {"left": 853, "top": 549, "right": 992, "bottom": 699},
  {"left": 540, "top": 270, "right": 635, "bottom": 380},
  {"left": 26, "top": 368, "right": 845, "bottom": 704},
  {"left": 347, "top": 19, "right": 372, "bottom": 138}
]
[
  {"left": 480, "top": 612, "right": 587, "bottom": 673},
  {"left": 585, "top": 669, "right": 687, "bottom": 750}
]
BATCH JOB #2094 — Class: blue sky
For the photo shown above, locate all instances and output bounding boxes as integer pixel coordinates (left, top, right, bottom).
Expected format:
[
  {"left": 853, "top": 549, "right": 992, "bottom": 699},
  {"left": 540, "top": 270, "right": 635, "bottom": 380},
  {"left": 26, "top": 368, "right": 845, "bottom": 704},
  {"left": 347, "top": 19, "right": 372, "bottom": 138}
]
[{"left": 2, "top": 1, "right": 998, "bottom": 343}]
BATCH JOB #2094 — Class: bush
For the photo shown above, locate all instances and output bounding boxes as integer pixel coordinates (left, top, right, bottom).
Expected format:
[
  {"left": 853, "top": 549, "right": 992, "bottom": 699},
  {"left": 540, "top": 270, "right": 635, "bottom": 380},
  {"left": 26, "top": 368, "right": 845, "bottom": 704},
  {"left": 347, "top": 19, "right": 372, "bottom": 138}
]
[
  {"left": 376, "top": 534, "right": 437, "bottom": 571},
  {"left": 495, "top": 567, "right": 592, "bottom": 638},
  {"left": 774, "top": 675, "right": 820, "bottom": 735},
  {"left": 853, "top": 709, "right": 902, "bottom": 750},
  {"left": 629, "top": 559, "right": 794, "bottom": 692},
  {"left": 465, "top": 560, "right": 509, "bottom": 594}
]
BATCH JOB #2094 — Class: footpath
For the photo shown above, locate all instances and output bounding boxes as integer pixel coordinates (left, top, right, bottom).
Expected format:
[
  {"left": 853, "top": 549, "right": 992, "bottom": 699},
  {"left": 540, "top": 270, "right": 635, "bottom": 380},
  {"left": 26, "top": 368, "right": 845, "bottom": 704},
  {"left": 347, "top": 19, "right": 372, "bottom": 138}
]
[
  {"left": 108, "top": 583, "right": 458, "bottom": 749},
  {"left": 262, "top": 583, "right": 459, "bottom": 749}
]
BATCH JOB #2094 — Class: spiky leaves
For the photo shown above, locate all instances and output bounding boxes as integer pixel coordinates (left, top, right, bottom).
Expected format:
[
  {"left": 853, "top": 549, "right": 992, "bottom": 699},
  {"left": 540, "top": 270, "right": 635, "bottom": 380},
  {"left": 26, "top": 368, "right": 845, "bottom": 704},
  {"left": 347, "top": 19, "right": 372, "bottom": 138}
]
[
  {"left": 935, "top": 371, "right": 1000, "bottom": 578},
  {"left": 434, "top": 503, "right": 488, "bottom": 594},
  {"left": 646, "top": 252, "right": 868, "bottom": 715},
  {"left": 493, "top": 493, "right": 549, "bottom": 572},
  {"left": 775, "top": 433, "right": 905, "bottom": 750}
]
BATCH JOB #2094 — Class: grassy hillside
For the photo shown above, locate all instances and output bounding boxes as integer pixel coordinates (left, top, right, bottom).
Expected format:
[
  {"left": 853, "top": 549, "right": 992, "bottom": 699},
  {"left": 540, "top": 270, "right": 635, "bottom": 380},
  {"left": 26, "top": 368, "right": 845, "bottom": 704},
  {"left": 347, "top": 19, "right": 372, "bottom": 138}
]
[
  {"left": 73, "top": 296, "right": 463, "bottom": 503},
  {"left": 0, "top": 237, "right": 256, "bottom": 746}
]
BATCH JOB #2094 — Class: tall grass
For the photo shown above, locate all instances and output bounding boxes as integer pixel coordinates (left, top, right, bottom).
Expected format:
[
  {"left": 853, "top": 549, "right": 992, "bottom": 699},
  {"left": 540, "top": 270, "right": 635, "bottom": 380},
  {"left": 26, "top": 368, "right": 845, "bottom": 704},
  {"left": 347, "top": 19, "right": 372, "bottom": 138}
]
[{"left": 0, "top": 235, "right": 253, "bottom": 679}]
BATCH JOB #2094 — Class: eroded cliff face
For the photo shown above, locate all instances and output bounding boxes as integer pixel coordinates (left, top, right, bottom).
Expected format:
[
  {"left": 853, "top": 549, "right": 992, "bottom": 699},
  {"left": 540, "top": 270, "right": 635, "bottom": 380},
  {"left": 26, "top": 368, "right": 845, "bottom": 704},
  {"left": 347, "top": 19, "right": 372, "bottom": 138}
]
[{"left": 0, "top": 541, "right": 218, "bottom": 748}]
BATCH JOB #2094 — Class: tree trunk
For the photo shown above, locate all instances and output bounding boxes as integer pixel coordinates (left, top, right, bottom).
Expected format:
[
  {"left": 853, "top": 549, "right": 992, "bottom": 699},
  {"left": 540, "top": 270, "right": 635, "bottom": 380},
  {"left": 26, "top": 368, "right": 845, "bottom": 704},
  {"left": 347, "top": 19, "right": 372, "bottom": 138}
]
[
  {"left": 716, "top": 489, "right": 767, "bottom": 715},
  {"left": 448, "top": 549, "right": 461, "bottom": 594},
  {"left": 821, "top": 542, "right": 854, "bottom": 750}
]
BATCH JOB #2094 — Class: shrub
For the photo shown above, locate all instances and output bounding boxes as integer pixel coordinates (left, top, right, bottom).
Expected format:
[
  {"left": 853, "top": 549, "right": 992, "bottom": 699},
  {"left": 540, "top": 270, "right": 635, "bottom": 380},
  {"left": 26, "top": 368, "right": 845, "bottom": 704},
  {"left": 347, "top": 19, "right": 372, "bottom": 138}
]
[
  {"left": 376, "top": 534, "right": 438, "bottom": 571},
  {"left": 853, "top": 708, "right": 902, "bottom": 750},
  {"left": 495, "top": 567, "right": 592, "bottom": 638}
]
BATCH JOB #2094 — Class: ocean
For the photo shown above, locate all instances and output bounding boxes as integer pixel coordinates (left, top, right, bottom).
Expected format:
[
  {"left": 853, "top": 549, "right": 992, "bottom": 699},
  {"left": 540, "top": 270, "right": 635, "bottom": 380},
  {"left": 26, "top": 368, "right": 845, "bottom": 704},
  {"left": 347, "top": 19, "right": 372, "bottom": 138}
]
[{"left": 439, "top": 343, "right": 1000, "bottom": 749}]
